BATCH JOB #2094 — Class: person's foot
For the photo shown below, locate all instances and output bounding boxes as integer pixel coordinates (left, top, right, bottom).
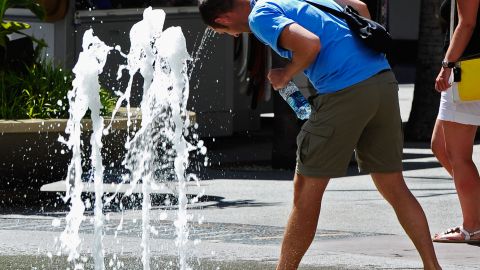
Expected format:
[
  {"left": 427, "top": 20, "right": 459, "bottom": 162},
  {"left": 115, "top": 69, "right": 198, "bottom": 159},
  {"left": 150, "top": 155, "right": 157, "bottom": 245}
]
[{"left": 433, "top": 226, "right": 480, "bottom": 244}]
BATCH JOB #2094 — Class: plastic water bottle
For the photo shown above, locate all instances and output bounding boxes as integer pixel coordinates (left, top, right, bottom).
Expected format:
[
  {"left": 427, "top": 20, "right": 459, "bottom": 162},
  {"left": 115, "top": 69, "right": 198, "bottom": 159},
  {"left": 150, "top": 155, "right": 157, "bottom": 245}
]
[{"left": 278, "top": 81, "right": 311, "bottom": 120}]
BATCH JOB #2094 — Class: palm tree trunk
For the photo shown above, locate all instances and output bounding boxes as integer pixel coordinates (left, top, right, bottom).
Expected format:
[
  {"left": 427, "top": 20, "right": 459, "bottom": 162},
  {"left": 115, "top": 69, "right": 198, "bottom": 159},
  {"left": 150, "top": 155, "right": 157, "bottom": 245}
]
[{"left": 404, "top": 0, "right": 444, "bottom": 141}]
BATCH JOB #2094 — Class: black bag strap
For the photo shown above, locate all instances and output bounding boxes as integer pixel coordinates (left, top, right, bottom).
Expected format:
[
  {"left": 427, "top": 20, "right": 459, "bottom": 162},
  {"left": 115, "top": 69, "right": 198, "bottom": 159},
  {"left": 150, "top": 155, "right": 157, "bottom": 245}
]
[{"left": 304, "top": 0, "right": 349, "bottom": 20}]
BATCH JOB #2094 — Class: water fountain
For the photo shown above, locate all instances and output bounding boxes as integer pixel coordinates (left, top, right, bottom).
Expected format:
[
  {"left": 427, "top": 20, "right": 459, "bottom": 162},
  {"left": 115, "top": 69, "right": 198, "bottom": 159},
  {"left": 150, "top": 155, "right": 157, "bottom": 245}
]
[{"left": 58, "top": 7, "right": 206, "bottom": 270}]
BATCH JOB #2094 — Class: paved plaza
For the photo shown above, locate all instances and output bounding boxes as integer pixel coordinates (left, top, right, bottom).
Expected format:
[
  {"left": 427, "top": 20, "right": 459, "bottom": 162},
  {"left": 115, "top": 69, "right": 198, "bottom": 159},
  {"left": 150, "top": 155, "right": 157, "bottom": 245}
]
[{"left": 0, "top": 85, "right": 479, "bottom": 269}]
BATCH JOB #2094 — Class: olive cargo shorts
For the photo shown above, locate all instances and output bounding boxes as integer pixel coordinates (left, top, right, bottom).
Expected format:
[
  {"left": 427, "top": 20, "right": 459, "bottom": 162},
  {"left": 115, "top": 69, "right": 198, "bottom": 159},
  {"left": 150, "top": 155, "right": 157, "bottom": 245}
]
[{"left": 296, "top": 70, "right": 403, "bottom": 178}]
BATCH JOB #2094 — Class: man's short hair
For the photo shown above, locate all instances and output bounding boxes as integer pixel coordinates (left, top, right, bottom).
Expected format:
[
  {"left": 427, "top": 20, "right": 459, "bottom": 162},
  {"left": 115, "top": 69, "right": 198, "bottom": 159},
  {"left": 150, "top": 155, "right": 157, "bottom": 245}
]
[{"left": 198, "top": 0, "right": 236, "bottom": 28}]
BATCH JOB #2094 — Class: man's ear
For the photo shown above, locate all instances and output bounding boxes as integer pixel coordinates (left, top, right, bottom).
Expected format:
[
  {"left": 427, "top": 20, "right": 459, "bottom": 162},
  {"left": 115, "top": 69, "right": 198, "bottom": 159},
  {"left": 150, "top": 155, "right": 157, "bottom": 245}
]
[{"left": 214, "top": 14, "right": 231, "bottom": 26}]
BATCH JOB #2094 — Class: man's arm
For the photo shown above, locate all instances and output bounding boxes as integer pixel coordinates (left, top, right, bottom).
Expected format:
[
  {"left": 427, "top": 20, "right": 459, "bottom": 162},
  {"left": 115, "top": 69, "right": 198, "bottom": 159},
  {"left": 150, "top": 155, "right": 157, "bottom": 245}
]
[
  {"left": 267, "top": 23, "right": 321, "bottom": 90},
  {"left": 334, "top": 0, "right": 371, "bottom": 19}
]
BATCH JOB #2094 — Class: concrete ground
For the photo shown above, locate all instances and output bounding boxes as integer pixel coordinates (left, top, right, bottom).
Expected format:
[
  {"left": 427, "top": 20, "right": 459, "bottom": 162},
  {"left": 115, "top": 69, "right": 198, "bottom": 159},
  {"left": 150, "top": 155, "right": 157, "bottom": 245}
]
[{"left": 0, "top": 84, "right": 479, "bottom": 269}]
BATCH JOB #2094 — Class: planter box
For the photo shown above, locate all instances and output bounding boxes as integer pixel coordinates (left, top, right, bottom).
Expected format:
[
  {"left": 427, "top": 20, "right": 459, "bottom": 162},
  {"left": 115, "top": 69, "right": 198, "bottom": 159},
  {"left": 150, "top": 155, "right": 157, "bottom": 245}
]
[{"left": 0, "top": 110, "right": 196, "bottom": 195}]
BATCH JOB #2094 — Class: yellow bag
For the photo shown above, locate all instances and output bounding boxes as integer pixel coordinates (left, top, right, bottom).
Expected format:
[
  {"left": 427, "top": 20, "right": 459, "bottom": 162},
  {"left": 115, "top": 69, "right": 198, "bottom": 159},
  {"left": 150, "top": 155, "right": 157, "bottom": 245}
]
[
  {"left": 452, "top": 57, "right": 480, "bottom": 103},
  {"left": 449, "top": 0, "right": 480, "bottom": 103}
]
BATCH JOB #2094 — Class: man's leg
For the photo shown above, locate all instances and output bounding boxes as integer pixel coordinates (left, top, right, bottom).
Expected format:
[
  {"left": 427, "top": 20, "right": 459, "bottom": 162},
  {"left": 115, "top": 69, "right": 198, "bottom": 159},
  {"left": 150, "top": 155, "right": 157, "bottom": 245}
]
[
  {"left": 276, "top": 173, "right": 330, "bottom": 270},
  {"left": 371, "top": 172, "right": 441, "bottom": 270}
]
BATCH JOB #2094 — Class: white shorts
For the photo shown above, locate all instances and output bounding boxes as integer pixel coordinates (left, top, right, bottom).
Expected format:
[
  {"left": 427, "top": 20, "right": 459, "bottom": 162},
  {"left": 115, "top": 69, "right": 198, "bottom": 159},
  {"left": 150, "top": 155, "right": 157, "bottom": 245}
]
[{"left": 438, "top": 86, "right": 480, "bottom": 126}]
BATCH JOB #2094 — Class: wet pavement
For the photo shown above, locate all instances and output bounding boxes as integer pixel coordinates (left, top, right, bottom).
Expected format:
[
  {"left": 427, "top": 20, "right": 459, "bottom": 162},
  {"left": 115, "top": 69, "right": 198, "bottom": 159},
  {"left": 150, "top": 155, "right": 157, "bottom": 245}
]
[
  {"left": 0, "top": 216, "right": 385, "bottom": 246},
  {"left": 0, "top": 255, "right": 347, "bottom": 270}
]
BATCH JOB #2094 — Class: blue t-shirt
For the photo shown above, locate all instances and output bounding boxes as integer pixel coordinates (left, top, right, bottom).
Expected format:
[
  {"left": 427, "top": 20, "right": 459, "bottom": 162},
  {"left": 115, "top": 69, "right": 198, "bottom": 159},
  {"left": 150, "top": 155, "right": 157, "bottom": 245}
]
[{"left": 248, "top": 0, "right": 391, "bottom": 94}]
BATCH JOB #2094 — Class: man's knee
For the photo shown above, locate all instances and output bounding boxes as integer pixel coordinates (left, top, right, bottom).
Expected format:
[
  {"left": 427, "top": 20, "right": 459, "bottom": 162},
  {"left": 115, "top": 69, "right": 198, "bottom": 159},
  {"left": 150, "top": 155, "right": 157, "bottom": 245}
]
[
  {"left": 372, "top": 172, "right": 415, "bottom": 204},
  {"left": 293, "top": 174, "right": 329, "bottom": 206}
]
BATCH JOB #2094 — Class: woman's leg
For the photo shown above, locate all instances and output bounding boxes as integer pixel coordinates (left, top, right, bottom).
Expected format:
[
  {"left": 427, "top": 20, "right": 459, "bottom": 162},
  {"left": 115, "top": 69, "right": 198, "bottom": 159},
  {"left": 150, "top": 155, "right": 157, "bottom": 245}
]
[
  {"left": 442, "top": 120, "right": 480, "bottom": 232},
  {"left": 431, "top": 119, "right": 453, "bottom": 176}
]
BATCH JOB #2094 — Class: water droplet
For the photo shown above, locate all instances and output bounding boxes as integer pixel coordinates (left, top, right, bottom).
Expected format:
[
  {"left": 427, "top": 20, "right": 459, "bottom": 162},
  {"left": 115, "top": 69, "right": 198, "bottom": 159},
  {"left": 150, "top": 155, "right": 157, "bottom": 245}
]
[
  {"left": 52, "top": 218, "right": 61, "bottom": 227},
  {"left": 84, "top": 199, "right": 91, "bottom": 209}
]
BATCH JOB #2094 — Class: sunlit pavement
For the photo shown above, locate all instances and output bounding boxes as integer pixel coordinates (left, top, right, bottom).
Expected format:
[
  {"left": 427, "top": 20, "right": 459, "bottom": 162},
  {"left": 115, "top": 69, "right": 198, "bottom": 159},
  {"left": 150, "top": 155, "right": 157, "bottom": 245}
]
[{"left": 0, "top": 84, "right": 479, "bottom": 269}]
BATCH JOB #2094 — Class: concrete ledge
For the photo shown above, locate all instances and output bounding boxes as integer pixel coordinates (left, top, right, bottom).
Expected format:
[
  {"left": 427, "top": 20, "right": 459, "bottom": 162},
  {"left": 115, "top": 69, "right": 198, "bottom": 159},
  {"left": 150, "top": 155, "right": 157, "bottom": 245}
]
[
  {"left": 0, "top": 110, "right": 196, "bottom": 134},
  {"left": 0, "top": 118, "right": 135, "bottom": 134}
]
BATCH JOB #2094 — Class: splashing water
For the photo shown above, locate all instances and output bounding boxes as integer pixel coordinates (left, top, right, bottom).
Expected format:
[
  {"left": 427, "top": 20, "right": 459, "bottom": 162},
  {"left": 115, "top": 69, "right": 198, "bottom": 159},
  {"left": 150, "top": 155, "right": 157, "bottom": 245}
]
[
  {"left": 59, "top": 29, "right": 111, "bottom": 268},
  {"left": 189, "top": 28, "right": 216, "bottom": 91},
  {"left": 59, "top": 7, "right": 202, "bottom": 270},
  {"left": 188, "top": 28, "right": 216, "bottom": 78}
]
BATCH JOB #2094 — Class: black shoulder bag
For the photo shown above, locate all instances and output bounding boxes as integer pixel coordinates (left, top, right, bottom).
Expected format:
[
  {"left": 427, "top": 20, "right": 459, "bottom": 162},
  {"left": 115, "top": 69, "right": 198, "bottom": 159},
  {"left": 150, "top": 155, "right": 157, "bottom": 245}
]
[{"left": 306, "top": 1, "right": 392, "bottom": 53}]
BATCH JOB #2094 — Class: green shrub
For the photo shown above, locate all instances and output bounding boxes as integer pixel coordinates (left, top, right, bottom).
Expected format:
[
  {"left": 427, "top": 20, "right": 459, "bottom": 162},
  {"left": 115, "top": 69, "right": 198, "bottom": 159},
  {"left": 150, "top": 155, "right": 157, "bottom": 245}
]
[
  {"left": 0, "top": 1, "right": 116, "bottom": 120},
  {"left": 0, "top": 70, "right": 26, "bottom": 118},
  {"left": 0, "top": 60, "right": 117, "bottom": 120},
  {"left": 21, "top": 61, "right": 71, "bottom": 119},
  {"left": 99, "top": 87, "right": 118, "bottom": 117},
  {"left": 0, "top": 0, "right": 45, "bottom": 48}
]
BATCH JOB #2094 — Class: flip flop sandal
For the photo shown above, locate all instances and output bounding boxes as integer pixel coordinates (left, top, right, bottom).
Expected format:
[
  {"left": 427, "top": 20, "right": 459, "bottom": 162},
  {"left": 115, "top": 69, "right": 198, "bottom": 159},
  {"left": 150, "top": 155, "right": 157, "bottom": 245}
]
[{"left": 433, "top": 226, "right": 480, "bottom": 244}]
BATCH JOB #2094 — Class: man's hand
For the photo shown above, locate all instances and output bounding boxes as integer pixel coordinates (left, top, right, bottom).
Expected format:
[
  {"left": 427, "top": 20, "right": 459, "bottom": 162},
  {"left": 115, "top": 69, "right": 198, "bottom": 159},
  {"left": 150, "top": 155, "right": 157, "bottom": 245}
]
[
  {"left": 334, "top": 0, "right": 371, "bottom": 19},
  {"left": 435, "top": 67, "right": 452, "bottom": 92},
  {"left": 268, "top": 68, "right": 291, "bottom": 90}
]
